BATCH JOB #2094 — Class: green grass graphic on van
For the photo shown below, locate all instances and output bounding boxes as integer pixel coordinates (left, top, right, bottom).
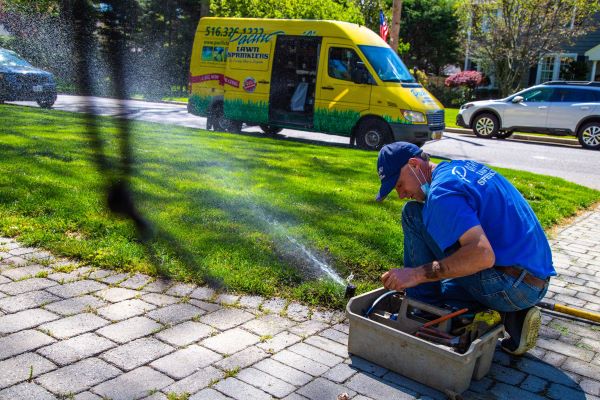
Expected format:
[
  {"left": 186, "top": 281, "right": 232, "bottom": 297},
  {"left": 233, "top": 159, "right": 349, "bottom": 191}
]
[
  {"left": 189, "top": 94, "right": 211, "bottom": 116},
  {"left": 314, "top": 108, "right": 360, "bottom": 136},
  {"left": 224, "top": 98, "right": 269, "bottom": 124},
  {"left": 383, "top": 115, "right": 411, "bottom": 125}
]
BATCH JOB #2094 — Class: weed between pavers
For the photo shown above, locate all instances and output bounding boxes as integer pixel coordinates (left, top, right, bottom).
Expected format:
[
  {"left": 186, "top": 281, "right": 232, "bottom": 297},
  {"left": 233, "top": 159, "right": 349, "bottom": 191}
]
[
  {"left": 35, "top": 271, "right": 49, "bottom": 278},
  {"left": 576, "top": 342, "right": 594, "bottom": 351},
  {"left": 550, "top": 322, "right": 570, "bottom": 336},
  {"left": 83, "top": 305, "right": 98, "bottom": 315},
  {"left": 166, "top": 392, "right": 190, "bottom": 400},
  {"left": 178, "top": 295, "right": 190, "bottom": 304},
  {"left": 38, "top": 328, "right": 54, "bottom": 337},
  {"left": 52, "top": 263, "right": 79, "bottom": 274},
  {"left": 223, "top": 367, "right": 240, "bottom": 378},
  {"left": 151, "top": 324, "right": 169, "bottom": 334},
  {"left": 259, "top": 334, "right": 273, "bottom": 343},
  {"left": 208, "top": 378, "right": 220, "bottom": 387}
]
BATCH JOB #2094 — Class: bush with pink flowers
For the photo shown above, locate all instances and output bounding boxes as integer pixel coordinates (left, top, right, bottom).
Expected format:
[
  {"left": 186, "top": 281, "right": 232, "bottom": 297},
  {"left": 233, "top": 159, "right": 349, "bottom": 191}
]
[{"left": 444, "top": 70, "right": 483, "bottom": 89}]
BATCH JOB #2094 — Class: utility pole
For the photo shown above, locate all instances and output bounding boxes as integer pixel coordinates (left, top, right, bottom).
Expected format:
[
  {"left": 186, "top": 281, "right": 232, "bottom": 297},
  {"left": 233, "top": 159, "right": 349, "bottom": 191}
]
[{"left": 390, "top": 0, "right": 402, "bottom": 51}]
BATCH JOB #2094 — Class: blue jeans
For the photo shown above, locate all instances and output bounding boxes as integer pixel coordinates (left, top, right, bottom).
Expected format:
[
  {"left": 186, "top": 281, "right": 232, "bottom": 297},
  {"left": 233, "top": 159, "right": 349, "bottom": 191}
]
[{"left": 402, "top": 201, "right": 549, "bottom": 312}]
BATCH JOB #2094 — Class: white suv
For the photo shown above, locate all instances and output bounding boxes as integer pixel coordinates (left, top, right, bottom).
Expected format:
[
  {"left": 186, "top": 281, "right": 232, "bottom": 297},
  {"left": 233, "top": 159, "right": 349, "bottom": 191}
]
[{"left": 457, "top": 81, "right": 600, "bottom": 150}]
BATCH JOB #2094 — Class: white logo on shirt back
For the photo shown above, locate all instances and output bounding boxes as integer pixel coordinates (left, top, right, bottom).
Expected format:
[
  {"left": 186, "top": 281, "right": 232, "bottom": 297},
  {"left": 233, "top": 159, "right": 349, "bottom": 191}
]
[{"left": 452, "top": 166, "right": 471, "bottom": 183}]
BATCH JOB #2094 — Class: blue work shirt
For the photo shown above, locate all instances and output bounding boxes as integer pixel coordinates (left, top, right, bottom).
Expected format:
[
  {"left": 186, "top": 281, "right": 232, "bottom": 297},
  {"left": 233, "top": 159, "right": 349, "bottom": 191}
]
[{"left": 423, "top": 160, "right": 555, "bottom": 279}]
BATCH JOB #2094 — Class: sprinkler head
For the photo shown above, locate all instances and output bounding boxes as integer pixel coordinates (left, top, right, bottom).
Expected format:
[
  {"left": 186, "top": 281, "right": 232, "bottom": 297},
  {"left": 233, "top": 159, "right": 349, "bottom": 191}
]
[{"left": 345, "top": 283, "right": 356, "bottom": 298}]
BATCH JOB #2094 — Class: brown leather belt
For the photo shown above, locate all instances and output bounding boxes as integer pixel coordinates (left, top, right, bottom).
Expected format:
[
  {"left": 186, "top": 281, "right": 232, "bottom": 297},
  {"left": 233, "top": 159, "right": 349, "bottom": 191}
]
[{"left": 496, "top": 266, "right": 548, "bottom": 289}]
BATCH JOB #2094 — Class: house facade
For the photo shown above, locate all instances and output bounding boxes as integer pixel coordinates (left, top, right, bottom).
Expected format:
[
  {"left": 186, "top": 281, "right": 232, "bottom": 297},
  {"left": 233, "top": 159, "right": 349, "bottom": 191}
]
[
  {"left": 465, "top": 13, "right": 600, "bottom": 92},
  {"left": 529, "top": 25, "right": 600, "bottom": 85}
]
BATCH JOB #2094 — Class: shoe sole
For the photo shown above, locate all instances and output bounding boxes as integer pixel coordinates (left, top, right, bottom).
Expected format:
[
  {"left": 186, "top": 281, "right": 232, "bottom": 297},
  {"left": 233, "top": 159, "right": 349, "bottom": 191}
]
[{"left": 503, "top": 307, "right": 541, "bottom": 356}]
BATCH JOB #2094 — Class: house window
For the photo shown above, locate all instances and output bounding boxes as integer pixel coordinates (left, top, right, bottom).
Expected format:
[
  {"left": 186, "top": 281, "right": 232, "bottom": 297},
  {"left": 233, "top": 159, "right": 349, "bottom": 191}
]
[
  {"left": 539, "top": 56, "right": 554, "bottom": 83},
  {"left": 536, "top": 53, "right": 577, "bottom": 84}
]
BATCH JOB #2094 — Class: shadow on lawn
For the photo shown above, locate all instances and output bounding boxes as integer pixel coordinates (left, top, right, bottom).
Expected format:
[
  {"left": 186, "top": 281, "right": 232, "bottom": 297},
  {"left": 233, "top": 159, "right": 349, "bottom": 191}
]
[{"left": 346, "top": 348, "right": 587, "bottom": 400}]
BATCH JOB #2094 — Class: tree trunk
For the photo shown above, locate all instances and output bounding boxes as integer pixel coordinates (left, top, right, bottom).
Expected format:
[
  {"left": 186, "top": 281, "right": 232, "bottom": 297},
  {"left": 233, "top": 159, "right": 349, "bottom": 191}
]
[{"left": 390, "top": 0, "right": 402, "bottom": 51}]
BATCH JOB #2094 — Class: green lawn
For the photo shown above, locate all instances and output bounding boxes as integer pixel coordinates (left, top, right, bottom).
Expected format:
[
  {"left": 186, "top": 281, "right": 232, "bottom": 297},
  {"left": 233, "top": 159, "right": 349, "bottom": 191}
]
[
  {"left": 445, "top": 108, "right": 459, "bottom": 128},
  {"left": 1, "top": 105, "right": 598, "bottom": 307}
]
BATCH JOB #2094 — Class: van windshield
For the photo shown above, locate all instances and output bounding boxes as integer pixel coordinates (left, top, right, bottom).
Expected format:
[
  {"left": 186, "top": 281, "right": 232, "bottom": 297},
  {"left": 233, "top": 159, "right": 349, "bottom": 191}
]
[{"left": 358, "top": 45, "right": 415, "bottom": 83}]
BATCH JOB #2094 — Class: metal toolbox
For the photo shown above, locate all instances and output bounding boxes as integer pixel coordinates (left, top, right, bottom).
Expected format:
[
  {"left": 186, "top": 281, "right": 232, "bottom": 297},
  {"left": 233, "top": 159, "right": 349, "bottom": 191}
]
[{"left": 346, "top": 288, "right": 504, "bottom": 394}]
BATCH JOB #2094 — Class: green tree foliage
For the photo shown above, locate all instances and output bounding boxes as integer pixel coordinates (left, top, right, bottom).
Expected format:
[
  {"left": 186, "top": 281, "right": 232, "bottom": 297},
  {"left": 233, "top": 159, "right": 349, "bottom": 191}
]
[
  {"left": 355, "top": 0, "right": 380, "bottom": 33},
  {"left": 210, "top": 0, "right": 364, "bottom": 25},
  {"left": 396, "top": 0, "right": 460, "bottom": 74},
  {"left": 0, "top": 0, "right": 77, "bottom": 85},
  {"left": 457, "top": 0, "right": 600, "bottom": 97}
]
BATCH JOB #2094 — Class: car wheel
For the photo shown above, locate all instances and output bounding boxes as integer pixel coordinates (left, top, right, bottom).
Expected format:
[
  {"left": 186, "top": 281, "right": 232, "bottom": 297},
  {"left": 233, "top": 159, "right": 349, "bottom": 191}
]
[
  {"left": 355, "top": 118, "right": 392, "bottom": 151},
  {"left": 259, "top": 124, "right": 283, "bottom": 136},
  {"left": 495, "top": 131, "right": 513, "bottom": 139},
  {"left": 473, "top": 113, "right": 499, "bottom": 138},
  {"left": 578, "top": 121, "right": 600, "bottom": 150},
  {"left": 37, "top": 95, "right": 56, "bottom": 109}
]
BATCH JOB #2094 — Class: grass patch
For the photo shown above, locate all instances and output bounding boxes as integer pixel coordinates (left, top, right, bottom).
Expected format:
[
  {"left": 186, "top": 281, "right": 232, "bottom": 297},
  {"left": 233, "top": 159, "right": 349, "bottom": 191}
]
[
  {"left": 445, "top": 107, "right": 459, "bottom": 128},
  {"left": 0, "top": 104, "right": 598, "bottom": 307}
]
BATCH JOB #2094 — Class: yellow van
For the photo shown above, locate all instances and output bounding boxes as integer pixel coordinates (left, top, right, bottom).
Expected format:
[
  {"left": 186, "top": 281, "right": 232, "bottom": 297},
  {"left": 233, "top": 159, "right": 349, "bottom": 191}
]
[{"left": 188, "top": 17, "right": 444, "bottom": 150}]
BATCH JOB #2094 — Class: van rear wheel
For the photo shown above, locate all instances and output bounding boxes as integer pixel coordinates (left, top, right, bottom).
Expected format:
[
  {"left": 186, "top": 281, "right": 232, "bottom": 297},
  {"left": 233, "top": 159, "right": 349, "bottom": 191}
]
[
  {"left": 211, "top": 104, "right": 242, "bottom": 133},
  {"left": 355, "top": 118, "right": 391, "bottom": 151},
  {"left": 260, "top": 124, "right": 283, "bottom": 136}
]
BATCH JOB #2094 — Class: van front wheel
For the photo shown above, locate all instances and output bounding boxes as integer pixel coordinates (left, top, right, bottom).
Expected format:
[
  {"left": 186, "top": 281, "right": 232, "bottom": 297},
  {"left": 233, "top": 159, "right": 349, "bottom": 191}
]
[{"left": 355, "top": 119, "right": 391, "bottom": 151}]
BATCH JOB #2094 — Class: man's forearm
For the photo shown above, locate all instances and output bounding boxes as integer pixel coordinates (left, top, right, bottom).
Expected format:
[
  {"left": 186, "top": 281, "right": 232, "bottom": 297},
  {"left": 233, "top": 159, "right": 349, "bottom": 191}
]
[{"left": 415, "top": 241, "right": 495, "bottom": 284}]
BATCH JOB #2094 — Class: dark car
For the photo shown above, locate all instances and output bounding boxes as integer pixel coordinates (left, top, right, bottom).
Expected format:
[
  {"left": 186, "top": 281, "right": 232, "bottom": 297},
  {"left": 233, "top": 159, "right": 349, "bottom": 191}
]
[{"left": 0, "top": 48, "right": 57, "bottom": 108}]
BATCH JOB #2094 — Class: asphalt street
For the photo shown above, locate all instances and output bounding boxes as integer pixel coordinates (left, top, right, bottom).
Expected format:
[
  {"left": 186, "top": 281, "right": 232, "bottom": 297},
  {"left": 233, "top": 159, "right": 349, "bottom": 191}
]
[{"left": 7, "top": 94, "right": 600, "bottom": 190}]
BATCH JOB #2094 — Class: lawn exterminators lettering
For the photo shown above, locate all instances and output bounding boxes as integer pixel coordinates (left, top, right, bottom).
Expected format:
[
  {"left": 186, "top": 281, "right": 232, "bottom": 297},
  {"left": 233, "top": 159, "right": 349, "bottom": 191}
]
[{"left": 462, "top": 161, "right": 497, "bottom": 186}]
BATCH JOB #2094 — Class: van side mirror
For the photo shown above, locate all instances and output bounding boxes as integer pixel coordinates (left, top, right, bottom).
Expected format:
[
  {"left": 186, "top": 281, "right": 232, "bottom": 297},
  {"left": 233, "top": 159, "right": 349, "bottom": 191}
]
[
  {"left": 352, "top": 62, "right": 370, "bottom": 85},
  {"left": 512, "top": 96, "right": 524, "bottom": 103}
]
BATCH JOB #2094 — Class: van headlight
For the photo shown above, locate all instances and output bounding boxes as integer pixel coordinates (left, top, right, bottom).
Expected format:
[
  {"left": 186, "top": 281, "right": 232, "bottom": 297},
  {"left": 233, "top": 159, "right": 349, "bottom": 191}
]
[
  {"left": 460, "top": 103, "right": 475, "bottom": 110},
  {"left": 401, "top": 110, "right": 426, "bottom": 123}
]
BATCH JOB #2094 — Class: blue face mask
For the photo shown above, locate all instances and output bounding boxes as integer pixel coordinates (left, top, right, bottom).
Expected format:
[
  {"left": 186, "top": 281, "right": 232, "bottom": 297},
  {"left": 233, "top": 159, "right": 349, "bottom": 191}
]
[{"left": 410, "top": 166, "right": 431, "bottom": 200}]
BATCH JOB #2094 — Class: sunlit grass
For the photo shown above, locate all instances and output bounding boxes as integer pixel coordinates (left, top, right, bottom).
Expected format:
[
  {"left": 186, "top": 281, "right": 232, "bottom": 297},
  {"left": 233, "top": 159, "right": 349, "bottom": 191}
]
[{"left": 0, "top": 104, "right": 598, "bottom": 307}]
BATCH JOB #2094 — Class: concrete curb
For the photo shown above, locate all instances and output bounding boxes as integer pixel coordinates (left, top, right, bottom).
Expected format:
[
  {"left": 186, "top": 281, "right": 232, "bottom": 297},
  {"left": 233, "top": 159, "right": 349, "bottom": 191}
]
[
  {"left": 445, "top": 127, "right": 580, "bottom": 146},
  {"left": 57, "top": 94, "right": 580, "bottom": 147}
]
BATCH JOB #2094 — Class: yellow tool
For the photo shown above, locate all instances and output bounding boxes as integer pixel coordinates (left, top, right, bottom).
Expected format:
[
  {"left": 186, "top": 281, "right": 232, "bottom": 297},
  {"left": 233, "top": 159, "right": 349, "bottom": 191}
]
[
  {"left": 454, "top": 310, "right": 502, "bottom": 341},
  {"left": 538, "top": 301, "right": 600, "bottom": 323}
]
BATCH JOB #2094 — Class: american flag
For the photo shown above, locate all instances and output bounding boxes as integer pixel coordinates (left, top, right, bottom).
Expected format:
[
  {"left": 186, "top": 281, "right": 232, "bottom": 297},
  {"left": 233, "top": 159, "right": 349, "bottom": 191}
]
[{"left": 379, "top": 10, "right": 389, "bottom": 42}]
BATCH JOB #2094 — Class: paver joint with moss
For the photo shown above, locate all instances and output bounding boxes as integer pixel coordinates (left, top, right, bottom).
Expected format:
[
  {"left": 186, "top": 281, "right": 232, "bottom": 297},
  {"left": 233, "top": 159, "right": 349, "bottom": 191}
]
[{"left": 1, "top": 104, "right": 599, "bottom": 308}]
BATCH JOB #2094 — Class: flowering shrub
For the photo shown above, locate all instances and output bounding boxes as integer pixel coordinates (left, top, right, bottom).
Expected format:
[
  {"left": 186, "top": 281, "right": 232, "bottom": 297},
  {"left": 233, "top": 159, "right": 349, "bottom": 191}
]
[{"left": 445, "top": 71, "right": 483, "bottom": 89}]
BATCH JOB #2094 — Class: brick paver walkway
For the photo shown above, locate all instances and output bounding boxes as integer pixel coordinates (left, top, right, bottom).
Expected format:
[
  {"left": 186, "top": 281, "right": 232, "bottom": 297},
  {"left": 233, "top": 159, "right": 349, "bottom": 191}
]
[{"left": 1, "top": 205, "right": 599, "bottom": 400}]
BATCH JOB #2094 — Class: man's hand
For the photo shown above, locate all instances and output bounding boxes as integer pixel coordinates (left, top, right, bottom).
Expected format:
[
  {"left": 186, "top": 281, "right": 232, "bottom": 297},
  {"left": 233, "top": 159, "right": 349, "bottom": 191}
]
[{"left": 381, "top": 268, "right": 421, "bottom": 291}]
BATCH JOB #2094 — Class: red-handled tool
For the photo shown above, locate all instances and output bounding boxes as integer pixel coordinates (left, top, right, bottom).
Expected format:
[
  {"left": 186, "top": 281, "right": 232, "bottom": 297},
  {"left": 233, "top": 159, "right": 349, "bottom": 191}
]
[{"left": 422, "top": 308, "right": 469, "bottom": 328}]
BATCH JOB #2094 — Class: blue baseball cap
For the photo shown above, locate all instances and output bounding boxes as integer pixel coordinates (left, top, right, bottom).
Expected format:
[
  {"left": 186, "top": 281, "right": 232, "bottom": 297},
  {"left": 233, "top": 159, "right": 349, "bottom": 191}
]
[{"left": 376, "top": 142, "right": 422, "bottom": 201}]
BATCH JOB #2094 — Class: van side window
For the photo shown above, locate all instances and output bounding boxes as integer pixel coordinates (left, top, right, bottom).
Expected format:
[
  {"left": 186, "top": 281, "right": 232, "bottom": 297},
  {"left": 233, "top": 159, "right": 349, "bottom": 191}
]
[{"left": 328, "top": 47, "right": 359, "bottom": 82}]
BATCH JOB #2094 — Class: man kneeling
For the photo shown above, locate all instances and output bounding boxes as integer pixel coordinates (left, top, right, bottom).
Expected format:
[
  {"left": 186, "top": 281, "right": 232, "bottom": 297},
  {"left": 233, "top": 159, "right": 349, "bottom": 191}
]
[{"left": 375, "top": 142, "right": 555, "bottom": 355}]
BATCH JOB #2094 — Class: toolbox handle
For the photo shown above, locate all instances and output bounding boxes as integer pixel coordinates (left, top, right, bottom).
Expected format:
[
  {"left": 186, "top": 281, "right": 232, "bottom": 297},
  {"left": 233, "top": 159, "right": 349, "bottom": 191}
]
[{"left": 399, "top": 296, "right": 453, "bottom": 333}]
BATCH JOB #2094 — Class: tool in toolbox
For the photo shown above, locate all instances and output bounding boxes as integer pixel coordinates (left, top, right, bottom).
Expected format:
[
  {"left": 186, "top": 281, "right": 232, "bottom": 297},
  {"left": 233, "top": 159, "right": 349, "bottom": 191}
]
[{"left": 414, "top": 308, "right": 502, "bottom": 354}]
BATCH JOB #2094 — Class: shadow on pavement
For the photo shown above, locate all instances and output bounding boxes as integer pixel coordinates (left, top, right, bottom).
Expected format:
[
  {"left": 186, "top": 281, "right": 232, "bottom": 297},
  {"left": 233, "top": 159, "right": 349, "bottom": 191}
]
[{"left": 346, "top": 347, "right": 587, "bottom": 400}]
